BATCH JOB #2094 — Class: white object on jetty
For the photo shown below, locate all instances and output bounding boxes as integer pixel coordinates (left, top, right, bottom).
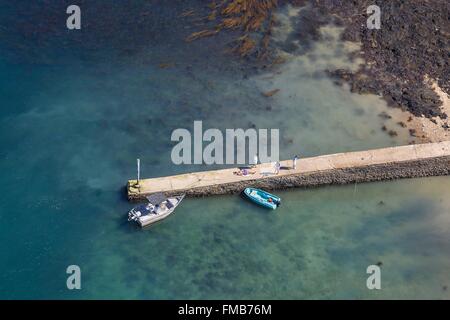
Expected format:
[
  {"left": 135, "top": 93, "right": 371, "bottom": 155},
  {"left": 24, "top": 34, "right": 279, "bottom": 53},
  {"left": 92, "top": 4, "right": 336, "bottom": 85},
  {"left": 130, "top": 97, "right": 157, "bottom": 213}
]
[
  {"left": 137, "top": 158, "right": 141, "bottom": 185},
  {"left": 128, "top": 193, "right": 185, "bottom": 228}
]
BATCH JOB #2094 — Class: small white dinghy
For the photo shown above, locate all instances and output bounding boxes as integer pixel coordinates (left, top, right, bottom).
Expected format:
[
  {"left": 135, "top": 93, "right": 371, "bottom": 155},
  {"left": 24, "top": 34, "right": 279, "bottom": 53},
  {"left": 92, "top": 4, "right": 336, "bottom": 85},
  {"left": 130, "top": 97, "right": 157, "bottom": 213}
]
[{"left": 128, "top": 193, "right": 185, "bottom": 228}]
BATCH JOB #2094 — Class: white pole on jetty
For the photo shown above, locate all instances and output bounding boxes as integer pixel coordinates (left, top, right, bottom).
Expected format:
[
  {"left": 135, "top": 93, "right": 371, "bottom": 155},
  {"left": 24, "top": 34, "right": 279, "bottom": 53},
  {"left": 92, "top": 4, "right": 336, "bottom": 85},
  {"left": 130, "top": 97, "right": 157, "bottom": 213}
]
[{"left": 137, "top": 158, "right": 141, "bottom": 187}]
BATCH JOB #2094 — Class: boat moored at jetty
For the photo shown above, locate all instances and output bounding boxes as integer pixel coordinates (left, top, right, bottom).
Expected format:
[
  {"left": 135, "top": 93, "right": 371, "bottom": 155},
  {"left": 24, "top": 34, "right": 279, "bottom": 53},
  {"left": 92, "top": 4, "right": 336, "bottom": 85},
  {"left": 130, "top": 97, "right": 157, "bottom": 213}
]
[
  {"left": 243, "top": 188, "right": 281, "bottom": 210},
  {"left": 128, "top": 193, "right": 185, "bottom": 228}
]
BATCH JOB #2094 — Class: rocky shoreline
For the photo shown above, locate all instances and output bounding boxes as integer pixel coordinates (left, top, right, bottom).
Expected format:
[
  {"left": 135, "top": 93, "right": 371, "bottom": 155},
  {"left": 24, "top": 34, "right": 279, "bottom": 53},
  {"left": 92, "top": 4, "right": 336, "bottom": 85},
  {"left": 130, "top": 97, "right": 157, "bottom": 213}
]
[
  {"left": 312, "top": 0, "right": 449, "bottom": 140},
  {"left": 285, "top": 0, "right": 449, "bottom": 117},
  {"left": 185, "top": 1, "right": 449, "bottom": 141},
  {"left": 283, "top": 0, "right": 450, "bottom": 141}
]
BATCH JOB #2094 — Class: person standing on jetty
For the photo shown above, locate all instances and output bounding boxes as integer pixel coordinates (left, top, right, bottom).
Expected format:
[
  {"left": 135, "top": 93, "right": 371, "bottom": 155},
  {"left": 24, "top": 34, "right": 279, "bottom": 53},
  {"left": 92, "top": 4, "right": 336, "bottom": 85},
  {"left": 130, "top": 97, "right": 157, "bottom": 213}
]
[
  {"left": 293, "top": 155, "right": 299, "bottom": 170},
  {"left": 275, "top": 161, "right": 281, "bottom": 174},
  {"left": 253, "top": 154, "right": 258, "bottom": 168}
]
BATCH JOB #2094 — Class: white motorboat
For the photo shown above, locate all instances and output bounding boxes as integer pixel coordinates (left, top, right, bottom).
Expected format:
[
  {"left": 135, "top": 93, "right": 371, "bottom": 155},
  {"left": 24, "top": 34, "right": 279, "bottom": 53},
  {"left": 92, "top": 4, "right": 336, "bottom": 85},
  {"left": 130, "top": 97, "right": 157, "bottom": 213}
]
[{"left": 128, "top": 193, "right": 185, "bottom": 228}]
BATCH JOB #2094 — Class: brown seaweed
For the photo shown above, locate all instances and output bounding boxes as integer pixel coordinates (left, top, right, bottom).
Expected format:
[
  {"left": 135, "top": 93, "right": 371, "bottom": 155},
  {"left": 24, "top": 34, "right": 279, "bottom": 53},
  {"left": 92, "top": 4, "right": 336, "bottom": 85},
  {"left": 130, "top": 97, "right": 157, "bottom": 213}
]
[
  {"left": 186, "top": 29, "right": 220, "bottom": 42},
  {"left": 186, "top": 0, "right": 279, "bottom": 59}
]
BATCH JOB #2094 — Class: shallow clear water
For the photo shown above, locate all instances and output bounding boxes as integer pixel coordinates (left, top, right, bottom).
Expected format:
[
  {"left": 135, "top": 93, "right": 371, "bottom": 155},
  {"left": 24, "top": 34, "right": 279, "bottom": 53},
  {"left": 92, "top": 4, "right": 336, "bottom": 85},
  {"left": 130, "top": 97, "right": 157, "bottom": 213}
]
[{"left": 0, "top": 1, "right": 449, "bottom": 299}]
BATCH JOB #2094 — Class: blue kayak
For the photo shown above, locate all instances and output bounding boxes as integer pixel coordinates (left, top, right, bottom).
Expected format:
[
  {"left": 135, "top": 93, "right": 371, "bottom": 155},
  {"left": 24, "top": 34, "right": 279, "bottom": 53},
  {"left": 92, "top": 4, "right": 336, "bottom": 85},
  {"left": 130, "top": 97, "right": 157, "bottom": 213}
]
[{"left": 243, "top": 188, "right": 281, "bottom": 210}]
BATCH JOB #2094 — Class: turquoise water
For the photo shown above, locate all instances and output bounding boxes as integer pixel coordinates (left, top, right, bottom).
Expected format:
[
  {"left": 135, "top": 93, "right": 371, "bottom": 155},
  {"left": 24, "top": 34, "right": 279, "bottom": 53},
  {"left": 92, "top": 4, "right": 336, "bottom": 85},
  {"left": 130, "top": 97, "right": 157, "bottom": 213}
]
[{"left": 0, "top": 1, "right": 449, "bottom": 299}]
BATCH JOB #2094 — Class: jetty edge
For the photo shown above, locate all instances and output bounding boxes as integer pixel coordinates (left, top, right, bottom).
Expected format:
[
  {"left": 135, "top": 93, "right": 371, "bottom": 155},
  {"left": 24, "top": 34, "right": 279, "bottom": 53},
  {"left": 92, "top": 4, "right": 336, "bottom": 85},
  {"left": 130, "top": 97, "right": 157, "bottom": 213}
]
[{"left": 127, "top": 141, "right": 450, "bottom": 201}]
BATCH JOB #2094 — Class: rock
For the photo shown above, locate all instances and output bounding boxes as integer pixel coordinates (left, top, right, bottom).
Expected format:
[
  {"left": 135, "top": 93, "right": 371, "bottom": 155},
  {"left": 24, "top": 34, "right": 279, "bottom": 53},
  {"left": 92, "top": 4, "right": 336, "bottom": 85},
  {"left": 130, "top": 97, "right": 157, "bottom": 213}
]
[
  {"left": 378, "top": 112, "right": 392, "bottom": 120},
  {"left": 388, "top": 130, "right": 398, "bottom": 137}
]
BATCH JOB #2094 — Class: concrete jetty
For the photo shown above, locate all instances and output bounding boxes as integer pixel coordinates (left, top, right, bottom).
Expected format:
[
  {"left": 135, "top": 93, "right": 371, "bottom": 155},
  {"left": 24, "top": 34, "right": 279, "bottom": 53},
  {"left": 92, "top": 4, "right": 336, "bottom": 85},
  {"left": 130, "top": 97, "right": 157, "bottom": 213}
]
[{"left": 127, "top": 141, "right": 450, "bottom": 201}]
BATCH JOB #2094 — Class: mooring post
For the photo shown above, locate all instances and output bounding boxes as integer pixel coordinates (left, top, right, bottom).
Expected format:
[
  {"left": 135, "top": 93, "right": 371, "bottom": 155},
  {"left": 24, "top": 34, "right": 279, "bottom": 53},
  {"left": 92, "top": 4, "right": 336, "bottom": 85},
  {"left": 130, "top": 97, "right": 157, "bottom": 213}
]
[{"left": 136, "top": 158, "right": 141, "bottom": 189}]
